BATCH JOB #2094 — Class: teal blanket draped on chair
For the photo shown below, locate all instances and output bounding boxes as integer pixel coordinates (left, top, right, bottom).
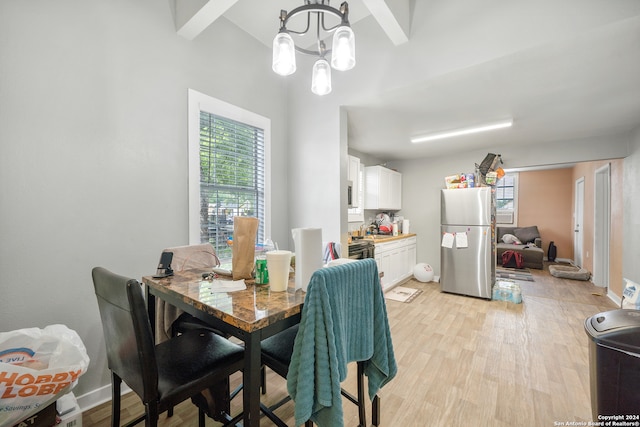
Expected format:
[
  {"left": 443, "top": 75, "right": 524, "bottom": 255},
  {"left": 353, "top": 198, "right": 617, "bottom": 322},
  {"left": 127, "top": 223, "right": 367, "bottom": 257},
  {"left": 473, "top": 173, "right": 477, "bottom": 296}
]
[{"left": 286, "top": 258, "right": 397, "bottom": 427}]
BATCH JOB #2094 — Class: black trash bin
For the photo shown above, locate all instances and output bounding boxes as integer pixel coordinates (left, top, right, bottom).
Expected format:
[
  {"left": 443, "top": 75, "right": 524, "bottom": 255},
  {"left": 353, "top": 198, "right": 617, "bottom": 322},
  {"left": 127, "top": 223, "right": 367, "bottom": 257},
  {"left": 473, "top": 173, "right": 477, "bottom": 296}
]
[{"left": 584, "top": 309, "right": 640, "bottom": 420}]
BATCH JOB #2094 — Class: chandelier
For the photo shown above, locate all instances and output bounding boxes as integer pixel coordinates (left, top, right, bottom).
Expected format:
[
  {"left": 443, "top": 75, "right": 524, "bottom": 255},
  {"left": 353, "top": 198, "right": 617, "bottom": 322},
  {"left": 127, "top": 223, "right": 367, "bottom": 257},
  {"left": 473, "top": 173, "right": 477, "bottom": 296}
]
[{"left": 272, "top": 1, "right": 356, "bottom": 96}]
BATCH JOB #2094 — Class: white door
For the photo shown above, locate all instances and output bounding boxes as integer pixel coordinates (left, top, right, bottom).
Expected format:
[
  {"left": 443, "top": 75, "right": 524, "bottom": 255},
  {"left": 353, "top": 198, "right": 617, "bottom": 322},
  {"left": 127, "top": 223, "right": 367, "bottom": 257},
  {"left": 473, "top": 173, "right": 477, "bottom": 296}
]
[
  {"left": 574, "top": 177, "right": 585, "bottom": 267},
  {"left": 593, "top": 164, "right": 610, "bottom": 287}
]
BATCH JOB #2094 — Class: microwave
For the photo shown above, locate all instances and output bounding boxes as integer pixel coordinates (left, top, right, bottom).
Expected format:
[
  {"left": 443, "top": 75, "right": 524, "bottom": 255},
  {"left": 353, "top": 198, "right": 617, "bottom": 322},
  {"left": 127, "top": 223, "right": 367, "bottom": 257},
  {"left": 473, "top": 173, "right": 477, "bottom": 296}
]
[{"left": 347, "top": 180, "right": 353, "bottom": 208}]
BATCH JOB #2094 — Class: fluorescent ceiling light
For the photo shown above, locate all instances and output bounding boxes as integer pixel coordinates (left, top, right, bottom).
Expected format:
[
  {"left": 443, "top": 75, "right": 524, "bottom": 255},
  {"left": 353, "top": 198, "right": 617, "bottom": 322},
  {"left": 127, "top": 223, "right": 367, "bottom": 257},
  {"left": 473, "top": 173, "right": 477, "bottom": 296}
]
[{"left": 411, "top": 119, "right": 513, "bottom": 143}]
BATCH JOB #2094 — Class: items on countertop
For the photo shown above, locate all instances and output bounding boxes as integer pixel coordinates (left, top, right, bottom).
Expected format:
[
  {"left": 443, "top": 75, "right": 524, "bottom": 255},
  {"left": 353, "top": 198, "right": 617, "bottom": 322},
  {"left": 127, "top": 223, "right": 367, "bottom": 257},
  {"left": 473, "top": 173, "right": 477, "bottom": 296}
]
[
  {"left": 375, "top": 212, "right": 392, "bottom": 234},
  {"left": 357, "top": 213, "right": 408, "bottom": 237}
]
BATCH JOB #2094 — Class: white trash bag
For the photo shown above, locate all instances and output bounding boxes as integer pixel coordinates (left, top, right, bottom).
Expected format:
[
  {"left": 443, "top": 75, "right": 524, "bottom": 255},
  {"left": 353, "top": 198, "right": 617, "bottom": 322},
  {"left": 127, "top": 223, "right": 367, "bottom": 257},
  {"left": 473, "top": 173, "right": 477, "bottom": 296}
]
[{"left": 0, "top": 324, "right": 89, "bottom": 426}]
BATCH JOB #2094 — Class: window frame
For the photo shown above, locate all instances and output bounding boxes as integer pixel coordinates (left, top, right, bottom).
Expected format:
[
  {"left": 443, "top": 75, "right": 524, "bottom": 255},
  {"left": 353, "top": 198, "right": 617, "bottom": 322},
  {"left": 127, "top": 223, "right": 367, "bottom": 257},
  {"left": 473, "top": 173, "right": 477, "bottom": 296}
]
[{"left": 187, "top": 89, "right": 271, "bottom": 251}]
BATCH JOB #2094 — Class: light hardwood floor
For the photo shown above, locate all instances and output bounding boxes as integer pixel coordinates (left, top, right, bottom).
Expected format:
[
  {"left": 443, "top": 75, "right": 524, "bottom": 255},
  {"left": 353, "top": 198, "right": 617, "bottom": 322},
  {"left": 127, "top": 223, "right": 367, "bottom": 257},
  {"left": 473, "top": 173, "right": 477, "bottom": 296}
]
[{"left": 83, "top": 263, "right": 616, "bottom": 426}]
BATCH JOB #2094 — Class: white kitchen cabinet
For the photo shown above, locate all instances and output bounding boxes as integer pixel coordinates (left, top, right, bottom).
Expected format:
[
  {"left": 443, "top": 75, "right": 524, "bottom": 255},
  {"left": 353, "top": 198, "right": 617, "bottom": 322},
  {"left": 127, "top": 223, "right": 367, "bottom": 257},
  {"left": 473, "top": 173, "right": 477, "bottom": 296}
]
[
  {"left": 375, "top": 249, "right": 393, "bottom": 288},
  {"left": 374, "top": 236, "right": 417, "bottom": 291},
  {"left": 364, "top": 165, "right": 402, "bottom": 210},
  {"left": 389, "top": 170, "right": 402, "bottom": 210},
  {"left": 348, "top": 155, "right": 360, "bottom": 208},
  {"left": 407, "top": 243, "right": 417, "bottom": 275}
]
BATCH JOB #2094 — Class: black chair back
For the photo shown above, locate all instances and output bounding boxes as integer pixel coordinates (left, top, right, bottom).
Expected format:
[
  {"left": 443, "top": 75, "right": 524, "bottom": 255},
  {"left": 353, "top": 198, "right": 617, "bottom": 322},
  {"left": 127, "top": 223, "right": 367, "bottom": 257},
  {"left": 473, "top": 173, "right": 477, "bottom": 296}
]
[{"left": 92, "top": 267, "right": 158, "bottom": 403}]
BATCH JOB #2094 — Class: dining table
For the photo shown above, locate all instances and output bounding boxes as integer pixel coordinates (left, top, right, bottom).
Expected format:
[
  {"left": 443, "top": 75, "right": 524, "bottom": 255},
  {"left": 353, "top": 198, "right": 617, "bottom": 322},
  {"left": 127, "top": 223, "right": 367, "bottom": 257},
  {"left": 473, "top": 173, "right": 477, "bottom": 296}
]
[{"left": 143, "top": 269, "right": 305, "bottom": 427}]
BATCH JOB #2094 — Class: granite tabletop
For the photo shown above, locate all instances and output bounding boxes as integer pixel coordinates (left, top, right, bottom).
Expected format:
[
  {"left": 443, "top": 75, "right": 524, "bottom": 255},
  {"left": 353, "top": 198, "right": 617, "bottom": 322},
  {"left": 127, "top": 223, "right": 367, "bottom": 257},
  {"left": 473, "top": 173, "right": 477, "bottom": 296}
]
[{"left": 143, "top": 268, "right": 305, "bottom": 333}]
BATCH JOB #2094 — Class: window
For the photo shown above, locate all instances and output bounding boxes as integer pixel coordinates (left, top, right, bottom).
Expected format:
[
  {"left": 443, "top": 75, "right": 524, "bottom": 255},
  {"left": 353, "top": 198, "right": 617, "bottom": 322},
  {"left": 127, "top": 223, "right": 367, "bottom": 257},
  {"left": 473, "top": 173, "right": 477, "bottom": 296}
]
[
  {"left": 495, "top": 173, "right": 518, "bottom": 225},
  {"left": 188, "top": 89, "right": 271, "bottom": 264}
]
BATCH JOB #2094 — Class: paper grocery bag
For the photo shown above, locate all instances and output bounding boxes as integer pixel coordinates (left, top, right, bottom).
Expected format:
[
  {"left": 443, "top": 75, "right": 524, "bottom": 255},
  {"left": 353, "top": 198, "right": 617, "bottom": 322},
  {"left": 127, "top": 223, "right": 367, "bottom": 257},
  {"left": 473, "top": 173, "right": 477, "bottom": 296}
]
[{"left": 232, "top": 216, "right": 259, "bottom": 280}]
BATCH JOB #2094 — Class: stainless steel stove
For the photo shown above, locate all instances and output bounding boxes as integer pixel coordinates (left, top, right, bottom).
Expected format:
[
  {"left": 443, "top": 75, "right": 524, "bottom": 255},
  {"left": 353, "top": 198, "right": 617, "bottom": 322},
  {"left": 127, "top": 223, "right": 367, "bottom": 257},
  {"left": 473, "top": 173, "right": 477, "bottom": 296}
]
[{"left": 347, "top": 239, "right": 375, "bottom": 259}]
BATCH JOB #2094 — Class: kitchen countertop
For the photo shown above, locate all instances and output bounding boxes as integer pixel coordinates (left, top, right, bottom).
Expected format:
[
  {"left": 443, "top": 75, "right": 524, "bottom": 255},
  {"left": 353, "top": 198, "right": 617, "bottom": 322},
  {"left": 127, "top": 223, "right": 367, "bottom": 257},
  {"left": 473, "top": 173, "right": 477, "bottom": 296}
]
[{"left": 362, "top": 233, "right": 416, "bottom": 244}]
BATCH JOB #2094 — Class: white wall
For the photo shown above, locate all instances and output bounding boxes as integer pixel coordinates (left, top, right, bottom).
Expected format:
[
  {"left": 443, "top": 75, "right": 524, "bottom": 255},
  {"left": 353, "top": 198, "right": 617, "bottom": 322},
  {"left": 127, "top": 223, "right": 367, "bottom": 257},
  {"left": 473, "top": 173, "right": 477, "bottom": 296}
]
[
  {"left": 0, "top": 0, "right": 289, "bottom": 405},
  {"left": 623, "top": 125, "right": 640, "bottom": 284},
  {"left": 286, "top": 61, "right": 345, "bottom": 246}
]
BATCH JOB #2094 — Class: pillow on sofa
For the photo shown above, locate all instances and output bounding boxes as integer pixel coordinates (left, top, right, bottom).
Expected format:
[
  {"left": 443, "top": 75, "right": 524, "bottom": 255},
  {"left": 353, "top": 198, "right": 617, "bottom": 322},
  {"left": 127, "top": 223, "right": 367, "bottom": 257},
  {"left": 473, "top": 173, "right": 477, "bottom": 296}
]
[
  {"left": 514, "top": 226, "right": 540, "bottom": 244},
  {"left": 502, "top": 233, "right": 522, "bottom": 244}
]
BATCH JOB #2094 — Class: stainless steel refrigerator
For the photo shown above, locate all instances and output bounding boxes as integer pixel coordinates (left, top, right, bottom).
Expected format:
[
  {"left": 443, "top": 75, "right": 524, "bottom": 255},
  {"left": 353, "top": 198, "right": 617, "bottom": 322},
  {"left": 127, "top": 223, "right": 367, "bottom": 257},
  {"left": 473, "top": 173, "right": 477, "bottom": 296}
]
[{"left": 440, "top": 187, "right": 495, "bottom": 298}]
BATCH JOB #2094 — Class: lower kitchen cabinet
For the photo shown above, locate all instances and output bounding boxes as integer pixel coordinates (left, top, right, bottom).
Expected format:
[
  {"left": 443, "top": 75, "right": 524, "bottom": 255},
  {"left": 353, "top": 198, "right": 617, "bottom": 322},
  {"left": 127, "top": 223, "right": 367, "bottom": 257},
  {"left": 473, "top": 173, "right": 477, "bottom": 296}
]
[{"left": 374, "top": 236, "right": 417, "bottom": 291}]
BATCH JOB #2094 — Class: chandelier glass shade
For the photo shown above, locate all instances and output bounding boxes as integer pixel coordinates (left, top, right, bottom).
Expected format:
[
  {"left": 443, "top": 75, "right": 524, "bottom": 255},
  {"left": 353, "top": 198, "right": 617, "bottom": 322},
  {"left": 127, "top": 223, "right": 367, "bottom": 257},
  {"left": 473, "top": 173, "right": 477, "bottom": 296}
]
[
  {"left": 331, "top": 25, "right": 355, "bottom": 71},
  {"left": 272, "top": 1, "right": 355, "bottom": 95},
  {"left": 272, "top": 33, "right": 297, "bottom": 76},
  {"left": 311, "top": 58, "right": 332, "bottom": 95}
]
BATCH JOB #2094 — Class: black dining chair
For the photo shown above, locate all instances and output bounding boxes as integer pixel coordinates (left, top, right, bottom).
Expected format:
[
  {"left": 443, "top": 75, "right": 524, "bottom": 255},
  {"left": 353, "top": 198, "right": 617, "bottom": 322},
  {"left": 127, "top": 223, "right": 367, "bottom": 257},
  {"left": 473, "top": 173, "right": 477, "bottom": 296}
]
[
  {"left": 92, "top": 266, "right": 244, "bottom": 427},
  {"left": 156, "top": 244, "right": 242, "bottom": 418},
  {"left": 260, "top": 259, "right": 396, "bottom": 427},
  {"left": 261, "top": 329, "right": 377, "bottom": 427},
  {"left": 260, "top": 324, "right": 313, "bottom": 427}
]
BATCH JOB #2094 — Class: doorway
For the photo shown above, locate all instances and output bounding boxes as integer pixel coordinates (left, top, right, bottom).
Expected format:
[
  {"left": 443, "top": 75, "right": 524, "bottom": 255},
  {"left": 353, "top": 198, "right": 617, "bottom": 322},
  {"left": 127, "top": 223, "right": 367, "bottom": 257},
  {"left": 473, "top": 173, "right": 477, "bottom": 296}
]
[
  {"left": 593, "top": 164, "right": 610, "bottom": 287},
  {"left": 574, "top": 177, "right": 584, "bottom": 267}
]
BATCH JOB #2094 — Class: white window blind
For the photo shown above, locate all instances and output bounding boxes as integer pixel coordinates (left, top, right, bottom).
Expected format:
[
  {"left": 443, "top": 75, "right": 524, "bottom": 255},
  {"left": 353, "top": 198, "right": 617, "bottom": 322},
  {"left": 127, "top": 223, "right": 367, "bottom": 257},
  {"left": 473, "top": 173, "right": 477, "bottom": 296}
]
[{"left": 198, "top": 112, "right": 265, "bottom": 261}]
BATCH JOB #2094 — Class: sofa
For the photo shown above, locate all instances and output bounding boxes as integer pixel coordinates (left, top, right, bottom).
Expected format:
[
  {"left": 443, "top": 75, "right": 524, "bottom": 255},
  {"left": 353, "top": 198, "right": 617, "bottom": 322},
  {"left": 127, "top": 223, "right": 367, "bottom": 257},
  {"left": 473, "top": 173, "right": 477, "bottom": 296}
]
[{"left": 496, "top": 226, "right": 544, "bottom": 270}]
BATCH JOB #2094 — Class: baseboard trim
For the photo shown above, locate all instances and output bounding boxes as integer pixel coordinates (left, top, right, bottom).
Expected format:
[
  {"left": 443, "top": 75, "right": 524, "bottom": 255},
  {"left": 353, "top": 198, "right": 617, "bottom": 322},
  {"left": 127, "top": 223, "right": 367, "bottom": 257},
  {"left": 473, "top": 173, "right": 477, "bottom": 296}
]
[
  {"left": 76, "top": 383, "right": 132, "bottom": 413},
  {"left": 607, "top": 289, "right": 622, "bottom": 308}
]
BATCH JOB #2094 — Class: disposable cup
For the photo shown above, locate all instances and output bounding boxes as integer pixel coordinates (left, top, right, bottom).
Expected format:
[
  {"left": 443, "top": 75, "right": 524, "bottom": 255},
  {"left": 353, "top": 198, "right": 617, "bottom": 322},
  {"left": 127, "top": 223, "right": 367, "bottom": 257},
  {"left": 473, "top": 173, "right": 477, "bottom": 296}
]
[{"left": 266, "top": 250, "right": 292, "bottom": 292}]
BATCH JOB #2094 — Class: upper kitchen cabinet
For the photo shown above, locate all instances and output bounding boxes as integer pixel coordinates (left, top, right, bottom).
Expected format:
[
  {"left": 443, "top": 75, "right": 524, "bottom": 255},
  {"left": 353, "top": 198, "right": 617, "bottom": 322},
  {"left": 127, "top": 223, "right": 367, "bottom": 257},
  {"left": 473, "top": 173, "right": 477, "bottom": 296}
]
[
  {"left": 364, "top": 165, "right": 402, "bottom": 210},
  {"left": 348, "top": 155, "right": 361, "bottom": 208}
]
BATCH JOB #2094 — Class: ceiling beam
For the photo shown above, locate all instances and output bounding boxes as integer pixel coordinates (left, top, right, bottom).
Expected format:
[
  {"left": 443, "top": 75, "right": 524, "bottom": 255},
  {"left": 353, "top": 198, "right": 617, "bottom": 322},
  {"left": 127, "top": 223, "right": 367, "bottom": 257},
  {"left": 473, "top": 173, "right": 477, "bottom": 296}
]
[
  {"left": 362, "top": 0, "right": 410, "bottom": 45},
  {"left": 175, "top": 0, "right": 240, "bottom": 40}
]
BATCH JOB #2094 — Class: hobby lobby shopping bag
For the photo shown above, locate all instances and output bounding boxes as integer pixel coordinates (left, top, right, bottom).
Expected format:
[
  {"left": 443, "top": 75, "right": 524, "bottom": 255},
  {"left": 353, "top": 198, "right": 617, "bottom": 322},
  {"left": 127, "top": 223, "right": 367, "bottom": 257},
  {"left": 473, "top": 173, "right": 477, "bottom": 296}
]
[{"left": 0, "top": 324, "right": 89, "bottom": 426}]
